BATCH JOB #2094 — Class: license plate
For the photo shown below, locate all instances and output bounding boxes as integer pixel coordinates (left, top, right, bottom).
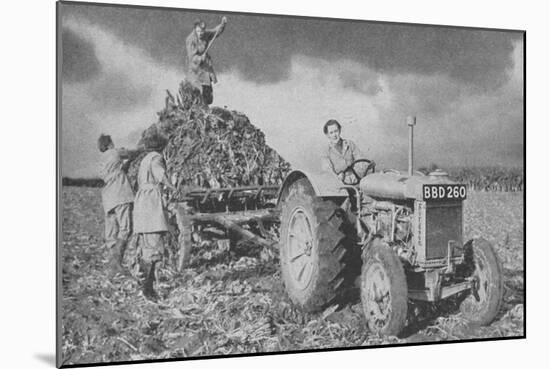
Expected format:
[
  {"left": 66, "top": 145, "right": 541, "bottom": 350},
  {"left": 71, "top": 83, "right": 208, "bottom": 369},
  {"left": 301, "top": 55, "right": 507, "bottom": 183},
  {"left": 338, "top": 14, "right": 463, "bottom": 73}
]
[{"left": 423, "top": 184, "right": 467, "bottom": 201}]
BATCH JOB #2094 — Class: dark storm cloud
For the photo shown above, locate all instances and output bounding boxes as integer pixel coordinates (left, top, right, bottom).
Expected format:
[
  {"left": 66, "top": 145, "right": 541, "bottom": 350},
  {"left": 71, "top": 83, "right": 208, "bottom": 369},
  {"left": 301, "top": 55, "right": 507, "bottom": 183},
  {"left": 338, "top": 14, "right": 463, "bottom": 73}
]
[
  {"left": 61, "top": 3, "right": 521, "bottom": 89},
  {"left": 62, "top": 27, "right": 101, "bottom": 83},
  {"left": 58, "top": 3, "right": 523, "bottom": 176}
]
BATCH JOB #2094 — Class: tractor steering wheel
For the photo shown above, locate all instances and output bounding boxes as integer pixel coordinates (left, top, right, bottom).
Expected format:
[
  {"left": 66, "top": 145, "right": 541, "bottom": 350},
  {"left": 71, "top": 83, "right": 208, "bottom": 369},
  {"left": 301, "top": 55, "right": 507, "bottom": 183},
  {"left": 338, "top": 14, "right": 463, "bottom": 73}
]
[{"left": 340, "top": 159, "right": 376, "bottom": 185}]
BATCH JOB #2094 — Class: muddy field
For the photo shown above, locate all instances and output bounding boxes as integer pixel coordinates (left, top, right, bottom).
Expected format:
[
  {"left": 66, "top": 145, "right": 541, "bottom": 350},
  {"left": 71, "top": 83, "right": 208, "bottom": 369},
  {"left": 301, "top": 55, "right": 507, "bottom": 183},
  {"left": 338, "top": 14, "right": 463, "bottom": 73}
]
[{"left": 60, "top": 186, "right": 524, "bottom": 366}]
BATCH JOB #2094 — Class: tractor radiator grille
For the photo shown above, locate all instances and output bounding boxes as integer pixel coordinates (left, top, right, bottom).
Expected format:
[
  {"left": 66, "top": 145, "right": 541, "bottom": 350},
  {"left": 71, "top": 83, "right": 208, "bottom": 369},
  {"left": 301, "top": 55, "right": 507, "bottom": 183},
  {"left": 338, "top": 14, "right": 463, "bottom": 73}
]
[{"left": 425, "top": 202, "right": 463, "bottom": 260}]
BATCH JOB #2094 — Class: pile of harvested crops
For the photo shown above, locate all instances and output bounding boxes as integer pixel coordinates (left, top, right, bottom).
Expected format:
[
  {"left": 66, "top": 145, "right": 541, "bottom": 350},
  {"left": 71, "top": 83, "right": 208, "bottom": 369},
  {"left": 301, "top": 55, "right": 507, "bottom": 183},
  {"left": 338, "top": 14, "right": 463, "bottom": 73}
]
[{"left": 128, "top": 82, "right": 291, "bottom": 196}]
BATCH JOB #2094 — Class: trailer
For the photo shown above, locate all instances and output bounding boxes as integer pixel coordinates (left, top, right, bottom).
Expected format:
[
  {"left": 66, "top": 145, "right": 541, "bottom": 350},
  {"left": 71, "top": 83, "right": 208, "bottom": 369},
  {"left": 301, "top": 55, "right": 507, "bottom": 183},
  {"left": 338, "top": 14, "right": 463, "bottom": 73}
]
[{"left": 169, "top": 185, "right": 282, "bottom": 271}]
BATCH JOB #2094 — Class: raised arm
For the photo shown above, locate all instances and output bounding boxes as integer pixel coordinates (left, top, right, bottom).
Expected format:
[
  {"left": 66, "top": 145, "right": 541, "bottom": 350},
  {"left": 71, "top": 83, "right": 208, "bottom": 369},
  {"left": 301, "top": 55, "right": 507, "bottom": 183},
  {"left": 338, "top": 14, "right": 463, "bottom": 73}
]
[{"left": 204, "top": 17, "right": 227, "bottom": 43}]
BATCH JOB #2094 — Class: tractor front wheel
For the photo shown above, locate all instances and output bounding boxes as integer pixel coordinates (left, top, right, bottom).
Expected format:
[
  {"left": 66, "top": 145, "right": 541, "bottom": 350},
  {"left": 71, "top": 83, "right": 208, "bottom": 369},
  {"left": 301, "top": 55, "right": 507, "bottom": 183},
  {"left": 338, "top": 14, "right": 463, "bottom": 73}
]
[
  {"left": 360, "top": 238, "right": 408, "bottom": 336},
  {"left": 458, "top": 238, "right": 503, "bottom": 325}
]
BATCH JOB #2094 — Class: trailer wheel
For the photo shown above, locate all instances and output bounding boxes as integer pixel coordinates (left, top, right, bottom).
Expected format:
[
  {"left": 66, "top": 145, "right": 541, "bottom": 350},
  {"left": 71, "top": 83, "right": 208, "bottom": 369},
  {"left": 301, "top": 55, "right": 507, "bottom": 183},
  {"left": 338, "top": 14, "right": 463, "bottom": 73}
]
[
  {"left": 280, "top": 178, "right": 358, "bottom": 312},
  {"left": 458, "top": 238, "right": 503, "bottom": 325},
  {"left": 361, "top": 238, "right": 408, "bottom": 336}
]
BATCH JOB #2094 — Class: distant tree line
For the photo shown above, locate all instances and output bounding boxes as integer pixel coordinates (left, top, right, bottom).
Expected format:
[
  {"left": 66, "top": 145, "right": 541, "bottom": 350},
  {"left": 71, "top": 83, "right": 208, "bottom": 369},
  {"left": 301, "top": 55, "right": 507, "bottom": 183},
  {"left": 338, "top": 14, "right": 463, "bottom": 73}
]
[
  {"left": 418, "top": 165, "right": 524, "bottom": 192},
  {"left": 62, "top": 177, "right": 104, "bottom": 187}
]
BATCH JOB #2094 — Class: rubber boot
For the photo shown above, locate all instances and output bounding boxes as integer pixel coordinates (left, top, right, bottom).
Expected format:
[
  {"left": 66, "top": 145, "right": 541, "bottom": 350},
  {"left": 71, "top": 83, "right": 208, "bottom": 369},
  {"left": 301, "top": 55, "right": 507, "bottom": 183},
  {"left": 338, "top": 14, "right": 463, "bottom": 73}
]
[
  {"left": 116, "top": 238, "right": 128, "bottom": 266},
  {"left": 142, "top": 261, "right": 159, "bottom": 302},
  {"left": 108, "top": 239, "right": 127, "bottom": 277}
]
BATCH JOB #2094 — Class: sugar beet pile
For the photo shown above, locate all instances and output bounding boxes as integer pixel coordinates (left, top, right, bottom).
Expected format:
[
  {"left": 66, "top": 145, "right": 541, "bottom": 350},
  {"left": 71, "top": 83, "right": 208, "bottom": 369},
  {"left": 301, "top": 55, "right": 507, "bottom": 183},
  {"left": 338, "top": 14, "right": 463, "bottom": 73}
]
[{"left": 127, "top": 82, "right": 291, "bottom": 195}]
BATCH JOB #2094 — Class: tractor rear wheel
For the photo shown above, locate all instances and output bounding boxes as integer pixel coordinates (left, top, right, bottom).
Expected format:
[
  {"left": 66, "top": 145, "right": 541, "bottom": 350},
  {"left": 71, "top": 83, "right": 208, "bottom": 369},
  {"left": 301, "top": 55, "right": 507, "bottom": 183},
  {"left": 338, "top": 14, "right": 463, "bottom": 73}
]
[
  {"left": 360, "top": 238, "right": 408, "bottom": 336},
  {"left": 280, "top": 178, "right": 358, "bottom": 312},
  {"left": 458, "top": 238, "right": 503, "bottom": 325}
]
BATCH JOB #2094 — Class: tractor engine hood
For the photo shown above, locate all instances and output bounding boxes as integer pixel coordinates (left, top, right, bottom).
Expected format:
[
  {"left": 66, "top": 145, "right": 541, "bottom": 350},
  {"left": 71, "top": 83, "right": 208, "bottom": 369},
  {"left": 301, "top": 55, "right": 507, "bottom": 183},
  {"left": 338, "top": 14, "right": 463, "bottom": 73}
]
[{"left": 359, "top": 170, "right": 456, "bottom": 201}]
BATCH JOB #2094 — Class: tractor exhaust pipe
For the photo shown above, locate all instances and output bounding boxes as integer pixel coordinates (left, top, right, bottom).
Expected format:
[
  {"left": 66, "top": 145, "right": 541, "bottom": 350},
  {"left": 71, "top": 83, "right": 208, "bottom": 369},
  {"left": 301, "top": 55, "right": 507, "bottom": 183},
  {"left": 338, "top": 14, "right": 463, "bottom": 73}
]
[{"left": 407, "top": 116, "right": 416, "bottom": 176}]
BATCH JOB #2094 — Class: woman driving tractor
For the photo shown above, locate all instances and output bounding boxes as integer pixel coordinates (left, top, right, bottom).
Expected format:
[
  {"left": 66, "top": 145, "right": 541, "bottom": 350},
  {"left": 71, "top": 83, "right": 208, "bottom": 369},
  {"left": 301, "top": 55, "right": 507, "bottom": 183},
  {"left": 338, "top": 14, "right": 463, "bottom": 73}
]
[{"left": 321, "top": 119, "right": 375, "bottom": 184}]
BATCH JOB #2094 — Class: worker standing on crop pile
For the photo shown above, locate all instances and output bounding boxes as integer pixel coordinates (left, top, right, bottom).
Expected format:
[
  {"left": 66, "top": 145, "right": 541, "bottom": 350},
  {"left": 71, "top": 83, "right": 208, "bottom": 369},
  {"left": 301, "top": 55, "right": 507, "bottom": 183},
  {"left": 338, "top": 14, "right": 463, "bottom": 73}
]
[
  {"left": 97, "top": 134, "right": 140, "bottom": 277},
  {"left": 133, "top": 132, "right": 176, "bottom": 302},
  {"left": 321, "top": 119, "right": 370, "bottom": 184},
  {"left": 185, "top": 16, "right": 227, "bottom": 105}
]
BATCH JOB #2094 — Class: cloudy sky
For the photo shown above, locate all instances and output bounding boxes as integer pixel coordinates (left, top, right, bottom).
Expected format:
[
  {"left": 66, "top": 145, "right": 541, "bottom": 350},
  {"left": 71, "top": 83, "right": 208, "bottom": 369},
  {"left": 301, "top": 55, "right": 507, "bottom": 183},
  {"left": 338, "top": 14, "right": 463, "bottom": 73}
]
[{"left": 59, "top": 2, "right": 524, "bottom": 178}]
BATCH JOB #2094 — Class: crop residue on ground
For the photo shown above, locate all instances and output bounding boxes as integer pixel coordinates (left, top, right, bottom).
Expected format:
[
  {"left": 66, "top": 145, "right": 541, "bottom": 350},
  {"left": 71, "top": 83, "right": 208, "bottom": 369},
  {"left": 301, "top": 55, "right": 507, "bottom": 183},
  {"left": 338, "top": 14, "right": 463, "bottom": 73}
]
[{"left": 61, "top": 187, "right": 524, "bottom": 366}]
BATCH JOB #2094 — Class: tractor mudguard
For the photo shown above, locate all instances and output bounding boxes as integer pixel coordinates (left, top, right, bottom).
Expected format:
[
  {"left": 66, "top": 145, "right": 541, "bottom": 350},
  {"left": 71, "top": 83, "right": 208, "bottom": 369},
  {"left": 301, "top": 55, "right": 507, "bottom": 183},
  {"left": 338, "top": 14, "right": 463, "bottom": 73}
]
[{"left": 277, "top": 169, "right": 348, "bottom": 206}]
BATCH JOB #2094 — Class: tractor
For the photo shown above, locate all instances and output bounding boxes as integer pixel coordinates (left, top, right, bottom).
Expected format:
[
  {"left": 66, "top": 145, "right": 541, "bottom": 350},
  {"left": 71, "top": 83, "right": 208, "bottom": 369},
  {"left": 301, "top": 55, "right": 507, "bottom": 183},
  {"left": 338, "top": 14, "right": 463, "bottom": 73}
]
[
  {"left": 276, "top": 116, "right": 503, "bottom": 335},
  {"left": 172, "top": 116, "right": 503, "bottom": 336}
]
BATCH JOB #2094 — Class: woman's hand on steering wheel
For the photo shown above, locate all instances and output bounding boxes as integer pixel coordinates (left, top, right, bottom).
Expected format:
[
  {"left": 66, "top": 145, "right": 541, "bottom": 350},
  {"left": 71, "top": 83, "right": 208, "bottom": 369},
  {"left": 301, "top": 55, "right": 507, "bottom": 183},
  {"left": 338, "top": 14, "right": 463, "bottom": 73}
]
[{"left": 341, "top": 159, "right": 376, "bottom": 185}]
